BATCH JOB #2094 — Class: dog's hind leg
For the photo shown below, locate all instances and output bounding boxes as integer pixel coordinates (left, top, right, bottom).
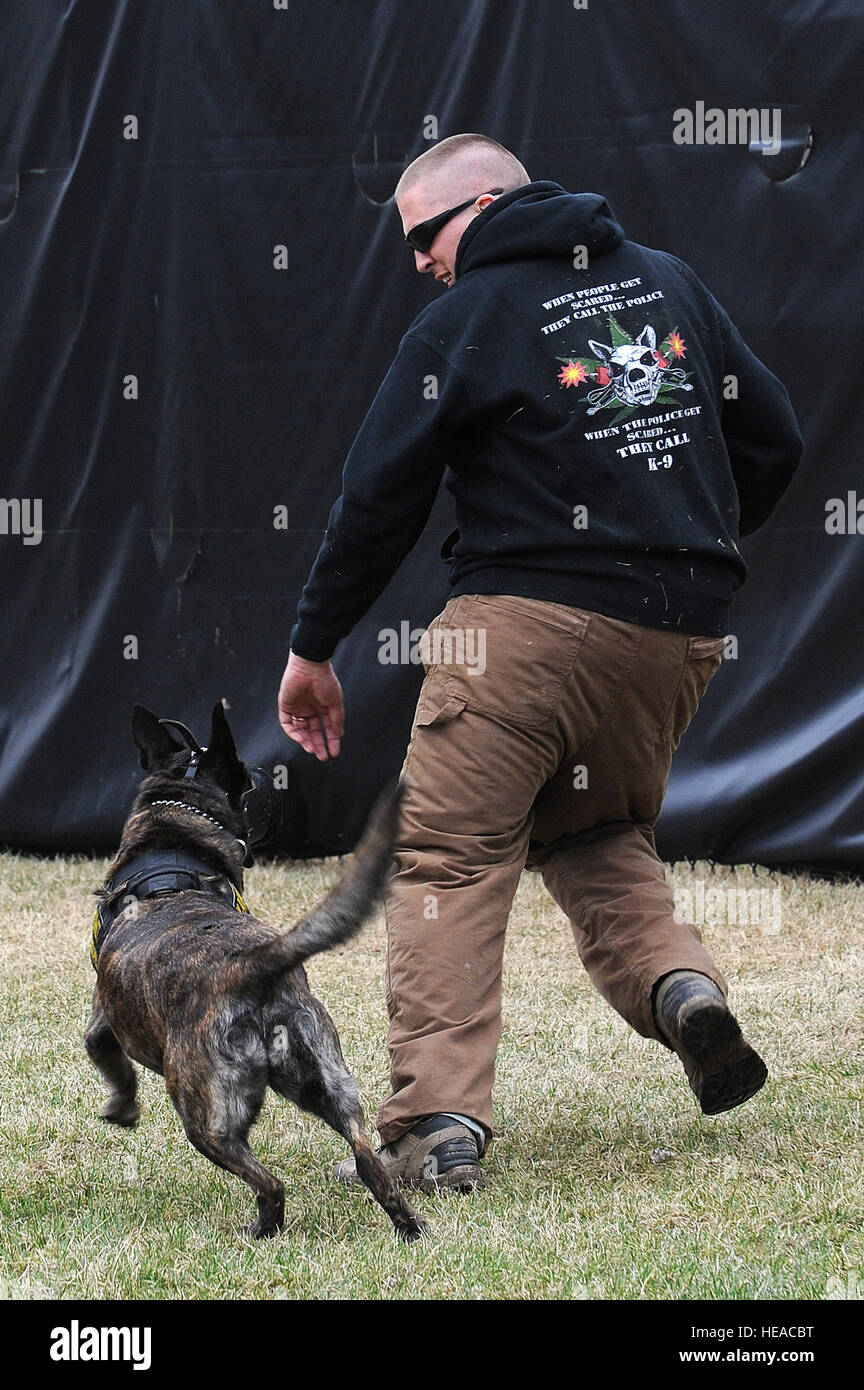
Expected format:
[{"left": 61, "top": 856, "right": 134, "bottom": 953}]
[
  {"left": 340, "top": 1109, "right": 428, "bottom": 1244},
  {"left": 185, "top": 1129, "right": 285, "bottom": 1241},
  {"left": 85, "top": 987, "right": 139, "bottom": 1128},
  {"left": 164, "top": 1056, "right": 285, "bottom": 1239},
  {"left": 270, "top": 1007, "right": 427, "bottom": 1243}
]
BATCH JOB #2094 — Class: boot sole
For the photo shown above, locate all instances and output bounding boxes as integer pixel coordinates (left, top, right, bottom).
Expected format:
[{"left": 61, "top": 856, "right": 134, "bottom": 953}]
[
  {"left": 335, "top": 1162, "right": 484, "bottom": 1194},
  {"left": 412, "top": 1166, "right": 485, "bottom": 1194},
  {"left": 677, "top": 1001, "right": 768, "bottom": 1115}
]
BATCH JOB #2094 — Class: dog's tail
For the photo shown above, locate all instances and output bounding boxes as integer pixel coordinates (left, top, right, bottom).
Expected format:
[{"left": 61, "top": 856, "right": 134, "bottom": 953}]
[{"left": 236, "top": 781, "right": 405, "bottom": 980}]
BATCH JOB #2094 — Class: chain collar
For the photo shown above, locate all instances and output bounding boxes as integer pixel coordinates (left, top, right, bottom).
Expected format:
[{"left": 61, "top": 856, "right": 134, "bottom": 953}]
[{"left": 149, "top": 799, "right": 248, "bottom": 857}]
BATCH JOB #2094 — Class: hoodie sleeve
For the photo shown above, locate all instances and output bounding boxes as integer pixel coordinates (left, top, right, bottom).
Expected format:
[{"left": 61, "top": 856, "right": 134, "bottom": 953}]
[
  {"left": 715, "top": 306, "right": 804, "bottom": 537},
  {"left": 289, "top": 334, "right": 472, "bottom": 662}
]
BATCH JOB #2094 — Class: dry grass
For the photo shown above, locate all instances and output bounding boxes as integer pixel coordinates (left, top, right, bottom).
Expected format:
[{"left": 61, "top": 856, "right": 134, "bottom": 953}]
[{"left": 0, "top": 850, "right": 861, "bottom": 1301}]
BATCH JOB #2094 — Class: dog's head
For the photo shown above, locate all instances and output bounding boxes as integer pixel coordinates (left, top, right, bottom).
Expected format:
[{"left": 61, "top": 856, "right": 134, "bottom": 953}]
[
  {"left": 130, "top": 702, "right": 257, "bottom": 865},
  {"left": 132, "top": 701, "right": 250, "bottom": 808},
  {"left": 129, "top": 703, "right": 285, "bottom": 865}
]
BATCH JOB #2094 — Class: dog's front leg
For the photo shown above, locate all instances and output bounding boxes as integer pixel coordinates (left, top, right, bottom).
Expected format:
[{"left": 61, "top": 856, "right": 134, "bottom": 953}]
[{"left": 84, "top": 986, "right": 140, "bottom": 1128}]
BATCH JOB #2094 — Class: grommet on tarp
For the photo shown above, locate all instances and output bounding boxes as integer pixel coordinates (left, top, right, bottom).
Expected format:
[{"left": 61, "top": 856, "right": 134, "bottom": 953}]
[
  {"left": 749, "top": 123, "right": 813, "bottom": 182},
  {"left": 351, "top": 132, "right": 411, "bottom": 205}
]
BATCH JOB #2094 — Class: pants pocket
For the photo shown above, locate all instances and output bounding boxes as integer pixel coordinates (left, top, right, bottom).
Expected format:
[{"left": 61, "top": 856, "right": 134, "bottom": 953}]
[
  {"left": 414, "top": 689, "right": 468, "bottom": 727},
  {"left": 431, "top": 595, "right": 589, "bottom": 728},
  {"left": 660, "top": 636, "right": 726, "bottom": 751}
]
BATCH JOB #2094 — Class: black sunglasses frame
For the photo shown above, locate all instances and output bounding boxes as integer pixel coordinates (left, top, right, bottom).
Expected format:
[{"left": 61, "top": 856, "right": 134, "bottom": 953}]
[{"left": 405, "top": 188, "right": 504, "bottom": 255}]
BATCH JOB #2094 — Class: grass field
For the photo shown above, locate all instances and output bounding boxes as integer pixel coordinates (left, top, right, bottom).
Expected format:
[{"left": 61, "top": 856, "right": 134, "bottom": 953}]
[{"left": 0, "top": 849, "right": 861, "bottom": 1301}]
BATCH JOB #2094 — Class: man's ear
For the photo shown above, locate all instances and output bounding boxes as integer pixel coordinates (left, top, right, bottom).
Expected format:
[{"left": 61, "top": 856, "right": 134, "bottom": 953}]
[
  {"left": 132, "top": 705, "right": 184, "bottom": 771},
  {"left": 202, "top": 701, "right": 248, "bottom": 803}
]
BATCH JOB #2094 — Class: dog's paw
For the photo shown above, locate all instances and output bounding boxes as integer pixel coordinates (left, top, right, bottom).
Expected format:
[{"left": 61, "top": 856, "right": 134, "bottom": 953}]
[
  {"left": 397, "top": 1214, "right": 430, "bottom": 1244},
  {"left": 99, "top": 1098, "right": 140, "bottom": 1128},
  {"left": 241, "top": 1219, "right": 283, "bottom": 1241}
]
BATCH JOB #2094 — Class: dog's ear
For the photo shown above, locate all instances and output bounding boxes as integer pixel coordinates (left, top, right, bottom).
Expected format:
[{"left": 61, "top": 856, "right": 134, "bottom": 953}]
[
  {"left": 588, "top": 338, "right": 612, "bottom": 363},
  {"left": 202, "top": 701, "right": 248, "bottom": 803},
  {"left": 132, "top": 705, "right": 184, "bottom": 771}
]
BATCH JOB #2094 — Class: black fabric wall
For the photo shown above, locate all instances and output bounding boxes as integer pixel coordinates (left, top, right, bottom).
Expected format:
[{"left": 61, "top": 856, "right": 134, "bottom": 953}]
[{"left": 1, "top": 0, "right": 861, "bottom": 864}]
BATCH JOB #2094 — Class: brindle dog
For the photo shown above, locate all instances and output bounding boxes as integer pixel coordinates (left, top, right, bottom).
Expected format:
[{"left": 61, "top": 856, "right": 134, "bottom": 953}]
[{"left": 85, "top": 702, "right": 426, "bottom": 1242}]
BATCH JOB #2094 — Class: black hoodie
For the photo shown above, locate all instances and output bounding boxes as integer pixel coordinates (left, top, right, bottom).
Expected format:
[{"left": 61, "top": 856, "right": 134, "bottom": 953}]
[{"left": 290, "top": 181, "right": 803, "bottom": 661}]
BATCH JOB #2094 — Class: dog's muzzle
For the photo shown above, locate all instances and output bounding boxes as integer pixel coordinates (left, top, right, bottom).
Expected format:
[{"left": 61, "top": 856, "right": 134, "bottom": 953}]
[{"left": 241, "top": 766, "right": 286, "bottom": 850}]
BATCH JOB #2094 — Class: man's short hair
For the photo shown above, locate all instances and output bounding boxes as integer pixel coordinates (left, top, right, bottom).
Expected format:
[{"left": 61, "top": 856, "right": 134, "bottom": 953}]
[{"left": 394, "top": 134, "right": 529, "bottom": 203}]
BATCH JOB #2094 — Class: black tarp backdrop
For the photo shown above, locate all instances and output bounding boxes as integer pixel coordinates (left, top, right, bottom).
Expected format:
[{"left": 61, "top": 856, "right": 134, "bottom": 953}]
[{"left": 0, "top": 0, "right": 861, "bottom": 863}]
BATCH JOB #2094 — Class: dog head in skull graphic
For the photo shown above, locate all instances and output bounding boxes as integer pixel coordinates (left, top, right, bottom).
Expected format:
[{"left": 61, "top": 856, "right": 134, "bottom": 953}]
[{"left": 588, "top": 325, "right": 663, "bottom": 408}]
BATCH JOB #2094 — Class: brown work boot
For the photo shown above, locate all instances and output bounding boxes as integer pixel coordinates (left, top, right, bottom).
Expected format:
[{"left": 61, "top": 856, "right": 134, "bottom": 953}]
[
  {"left": 334, "top": 1114, "right": 485, "bottom": 1193},
  {"left": 654, "top": 971, "right": 768, "bottom": 1115}
]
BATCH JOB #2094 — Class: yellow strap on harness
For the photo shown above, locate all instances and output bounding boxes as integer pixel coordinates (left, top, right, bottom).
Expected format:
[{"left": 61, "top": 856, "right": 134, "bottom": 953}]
[{"left": 90, "top": 904, "right": 103, "bottom": 970}]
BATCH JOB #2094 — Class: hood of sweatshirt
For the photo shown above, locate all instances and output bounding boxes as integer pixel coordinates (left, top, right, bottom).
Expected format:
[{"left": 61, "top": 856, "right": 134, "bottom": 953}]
[{"left": 454, "top": 180, "right": 625, "bottom": 278}]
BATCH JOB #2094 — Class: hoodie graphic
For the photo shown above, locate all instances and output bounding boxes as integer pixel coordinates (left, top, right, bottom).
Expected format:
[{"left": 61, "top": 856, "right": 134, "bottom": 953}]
[
  {"left": 290, "top": 182, "right": 803, "bottom": 662},
  {"left": 559, "top": 321, "right": 693, "bottom": 416}
]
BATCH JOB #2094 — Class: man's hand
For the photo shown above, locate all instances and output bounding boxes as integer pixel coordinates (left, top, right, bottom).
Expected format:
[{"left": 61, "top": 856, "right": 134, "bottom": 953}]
[{"left": 278, "top": 652, "right": 344, "bottom": 760}]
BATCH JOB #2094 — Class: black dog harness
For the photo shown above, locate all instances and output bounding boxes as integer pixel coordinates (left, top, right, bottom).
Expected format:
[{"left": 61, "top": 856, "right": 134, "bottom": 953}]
[{"left": 91, "top": 847, "right": 250, "bottom": 970}]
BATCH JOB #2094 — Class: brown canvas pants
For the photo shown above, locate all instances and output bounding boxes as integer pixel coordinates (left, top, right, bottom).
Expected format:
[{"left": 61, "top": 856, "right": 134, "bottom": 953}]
[{"left": 377, "top": 593, "right": 728, "bottom": 1147}]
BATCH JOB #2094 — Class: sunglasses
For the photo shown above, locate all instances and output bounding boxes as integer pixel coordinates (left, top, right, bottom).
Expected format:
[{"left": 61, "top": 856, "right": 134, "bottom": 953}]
[{"left": 405, "top": 189, "right": 504, "bottom": 255}]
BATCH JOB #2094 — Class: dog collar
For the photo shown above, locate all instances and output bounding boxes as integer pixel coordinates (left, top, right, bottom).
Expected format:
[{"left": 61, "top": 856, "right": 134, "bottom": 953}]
[
  {"left": 149, "top": 799, "right": 249, "bottom": 860},
  {"left": 91, "top": 847, "right": 250, "bottom": 970}
]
